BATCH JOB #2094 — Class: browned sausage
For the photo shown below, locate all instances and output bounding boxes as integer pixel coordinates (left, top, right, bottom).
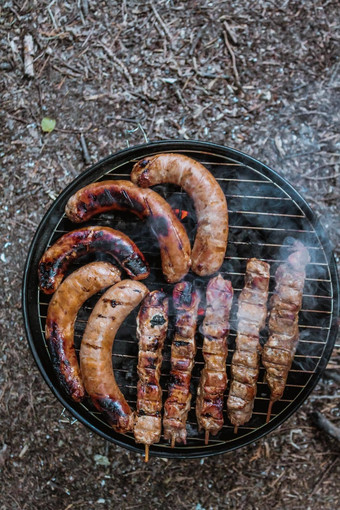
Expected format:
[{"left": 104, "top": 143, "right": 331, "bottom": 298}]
[
  {"left": 80, "top": 280, "right": 149, "bottom": 433},
  {"left": 131, "top": 153, "right": 228, "bottom": 276},
  {"left": 45, "top": 262, "right": 121, "bottom": 402},
  {"left": 65, "top": 180, "right": 191, "bottom": 283},
  {"left": 38, "top": 226, "right": 149, "bottom": 294}
]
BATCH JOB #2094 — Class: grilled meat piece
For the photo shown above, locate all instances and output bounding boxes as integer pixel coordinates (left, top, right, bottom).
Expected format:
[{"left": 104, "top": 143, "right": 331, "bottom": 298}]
[
  {"left": 227, "top": 259, "right": 270, "bottom": 431},
  {"left": 134, "top": 291, "right": 169, "bottom": 459},
  {"left": 163, "top": 282, "right": 201, "bottom": 447},
  {"left": 263, "top": 241, "right": 310, "bottom": 421},
  {"left": 196, "top": 275, "right": 233, "bottom": 443}
]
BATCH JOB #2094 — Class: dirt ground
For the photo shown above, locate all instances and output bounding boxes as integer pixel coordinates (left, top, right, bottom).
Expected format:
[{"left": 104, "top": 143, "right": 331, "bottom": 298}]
[{"left": 1, "top": 1, "right": 339, "bottom": 509}]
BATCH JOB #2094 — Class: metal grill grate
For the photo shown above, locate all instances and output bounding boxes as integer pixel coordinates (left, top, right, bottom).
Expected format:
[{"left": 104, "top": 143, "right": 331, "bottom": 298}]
[{"left": 23, "top": 141, "right": 339, "bottom": 458}]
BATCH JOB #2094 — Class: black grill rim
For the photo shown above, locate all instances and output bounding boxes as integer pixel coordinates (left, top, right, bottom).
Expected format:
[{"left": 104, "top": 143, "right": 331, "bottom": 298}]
[{"left": 22, "top": 139, "right": 339, "bottom": 459}]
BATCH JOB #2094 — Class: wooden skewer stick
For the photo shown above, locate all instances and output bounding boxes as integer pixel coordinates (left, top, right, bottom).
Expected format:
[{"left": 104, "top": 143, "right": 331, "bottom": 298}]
[
  {"left": 205, "top": 430, "right": 210, "bottom": 445},
  {"left": 171, "top": 435, "right": 175, "bottom": 449},
  {"left": 234, "top": 425, "right": 238, "bottom": 434},
  {"left": 266, "top": 400, "right": 274, "bottom": 423},
  {"left": 145, "top": 444, "right": 149, "bottom": 463}
]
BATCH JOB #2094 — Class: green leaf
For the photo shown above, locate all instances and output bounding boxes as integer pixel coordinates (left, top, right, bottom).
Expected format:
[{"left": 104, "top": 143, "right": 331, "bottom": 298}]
[{"left": 41, "top": 117, "right": 56, "bottom": 133}]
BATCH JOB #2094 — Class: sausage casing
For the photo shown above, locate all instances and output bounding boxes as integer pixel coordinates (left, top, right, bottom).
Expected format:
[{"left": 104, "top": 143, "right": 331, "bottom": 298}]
[
  {"left": 45, "top": 262, "right": 121, "bottom": 402},
  {"left": 39, "top": 226, "right": 149, "bottom": 294},
  {"left": 80, "top": 280, "right": 149, "bottom": 433},
  {"left": 131, "top": 153, "right": 228, "bottom": 276},
  {"left": 65, "top": 180, "right": 191, "bottom": 283}
]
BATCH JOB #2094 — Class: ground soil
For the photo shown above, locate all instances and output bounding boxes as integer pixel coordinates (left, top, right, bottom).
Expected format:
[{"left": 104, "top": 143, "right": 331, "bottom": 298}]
[{"left": 1, "top": 1, "right": 339, "bottom": 509}]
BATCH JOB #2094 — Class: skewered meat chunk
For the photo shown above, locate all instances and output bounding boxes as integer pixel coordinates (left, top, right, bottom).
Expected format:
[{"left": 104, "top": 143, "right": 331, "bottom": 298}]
[
  {"left": 263, "top": 241, "right": 310, "bottom": 421},
  {"left": 163, "top": 282, "right": 201, "bottom": 447},
  {"left": 227, "top": 259, "right": 270, "bottom": 431},
  {"left": 196, "top": 275, "right": 233, "bottom": 443},
  {"left": 134, "top": 291, "right": 169, "bottom": 461}
]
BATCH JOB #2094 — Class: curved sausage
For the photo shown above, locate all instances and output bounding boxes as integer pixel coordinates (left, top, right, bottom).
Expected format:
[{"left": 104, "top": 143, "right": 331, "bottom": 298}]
[
  {"left": 45, "top": 262, "right": 121, "bottom": 402},
  {"left": 65, "top": 180, "right": 191, "bottom": 283},
  {"left": 131, "top": 153, "right": 228, "bottom": 276},
  {"left": 80, "top": 280, "right": 149, "bottom": 433},
  {"left": 38, "top": 226, "right": 149, "bottom": 294}
]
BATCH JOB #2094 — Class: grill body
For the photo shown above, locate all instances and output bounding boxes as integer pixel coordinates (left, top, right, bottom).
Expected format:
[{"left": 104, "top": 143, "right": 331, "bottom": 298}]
[{"left": 23, "top": 141, "right": 339, "bottom": 458}]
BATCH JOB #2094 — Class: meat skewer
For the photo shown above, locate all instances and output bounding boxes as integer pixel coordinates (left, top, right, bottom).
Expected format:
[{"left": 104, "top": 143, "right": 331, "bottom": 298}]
[
  {"left": 262, "top": 240, "right": 310, "bottom": 422},
  {"left": 134, "top": 291, "right": 169, "bottom": 462},
  {"left": 163, "top": 282, "right": 201, "bottom": 447},
  {"left": 227, "top": 259, "right": 270, "bottom": 432},
  {"left": 196, "top": 275, "right": 233, "bottom": 444}
]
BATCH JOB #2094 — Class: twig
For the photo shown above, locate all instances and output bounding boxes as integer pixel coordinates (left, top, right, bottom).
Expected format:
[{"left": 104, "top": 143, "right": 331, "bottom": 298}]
[
  {"left": 23, "top": 34, "right": 34, "bottom": 77},
  {"left": 311, "top": 457, "right": 339, "bottom": 495},
  {"left": 79, "top": 134, "right": 91, "bottom": 165},
  {"left": 223, "top": 30, "right": 240, "bottom": 87},
  {"left": 310, "top": 411, "right": 340, "bottom": 442},
  {"left": 223, "top": 21, "right": 238, "bottom": 45},
  {"left": 150, "top": 2, "right": 174, "bottom": 49},
  {"left": 303, "top": 172, "right": 340, "bottom": 181},
  {"left": 99, "top": 43, "right": 134, "bottom": 88}
]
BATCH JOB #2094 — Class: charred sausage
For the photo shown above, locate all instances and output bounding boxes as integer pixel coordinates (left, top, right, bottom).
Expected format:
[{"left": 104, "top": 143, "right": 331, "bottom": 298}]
[
  {"left": 45, "top": 262, "right": 121, "bottom": 402},
  {"left": 227, "top": 259, "right": 270, "bottom": 432},
  {"left": 65, "top": 180, "right": 191, "bottom": 283},
  {"left": 80, "top": 280, "right": 149, "bottom": 433},
  {"left": 134, "top": 291, "right": 169, "bottom": 460},
  {"left": 131, "top": 153, "right": 228, "bottom": 276},
  {"left": 163, "top": 282, "right": 200, "bottom": 447},
  {"left": 38, "top": 226, "right": 149, "bottom": 294},
  {"left": 262, "top": 241, "right": 310, "bottom": 422}
]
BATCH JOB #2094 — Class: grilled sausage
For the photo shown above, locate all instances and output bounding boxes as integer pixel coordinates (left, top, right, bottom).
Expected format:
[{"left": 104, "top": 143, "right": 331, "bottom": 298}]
[
  {"left": 80, "top": 280, "right": 149, "bottom": 433},
  {"left": 262, "top": 241, "right": 310, "bottom": 422},
  {"left": 134, "top": 291, "right": 169, "bottom": 459},
  {"left": 131, "top": 153, "right": 228, "bottom": 276},
  {"left": 227, "top": 259, "right": 270, "bottom": 432},
  {"left": 38, "top": 226, "right": 149, "bottom": 294},
  {"left": 65, "top": 180, "right": 191, "bottom": 283},
  {"left": 45, "top": 262, "right": 121, "bottom": 402},
  {"left": 163, "top": 282, "right": 200, "bottom": 447},
  {"left": 196, "top": 275, "right": 233, "bottom": 443}
]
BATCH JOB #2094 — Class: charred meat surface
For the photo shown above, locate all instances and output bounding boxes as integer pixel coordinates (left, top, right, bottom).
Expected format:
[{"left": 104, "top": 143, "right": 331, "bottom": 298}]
[
  {"left": 263, "top": 241, "right": 310, "bottom": 421},
  {"left": 131, "top": 153, "right": 228, "bottom": 276},
  {"left": 134, "top": 291, "right": 169, "bottom": 452},
  {"left": 196, "top": 275, "right": 233, "bottom": 442},
  {"left": 45, "top": 262, "right": 121, "bottom": 402},
  {"left": 65, "top": 180, "right": 191, "bottom": 283},
  {"left": 80, "top": 280, "right": 149, "bottom": 433},
  {"left": 38, "top": 226, "right": 149, "bottom": 294},
  {"left": 163, "top": 282, "right": 201, "bottom": 446},
  {"left": 227, "top": 259, "right": 270, "bottom": 431}
]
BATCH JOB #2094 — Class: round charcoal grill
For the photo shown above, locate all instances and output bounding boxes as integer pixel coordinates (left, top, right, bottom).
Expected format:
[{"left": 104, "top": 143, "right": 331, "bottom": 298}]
[{"left": 23, "top": 140, "right": 339, "bottom": 459}]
